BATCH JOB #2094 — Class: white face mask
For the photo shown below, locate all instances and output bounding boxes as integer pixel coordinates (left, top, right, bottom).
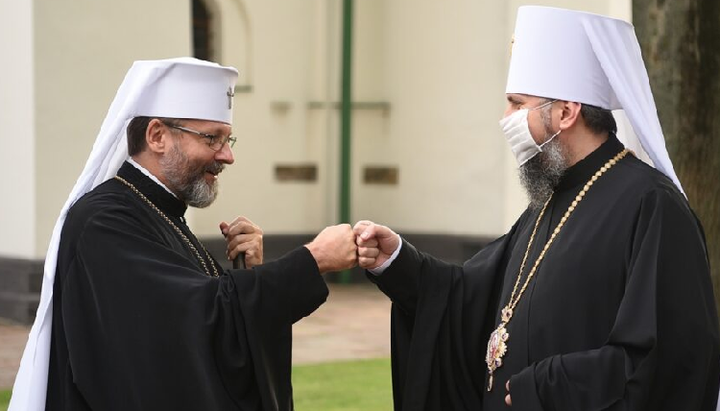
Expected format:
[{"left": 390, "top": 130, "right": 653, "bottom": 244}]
[{"left": 499, "top": 100, "right": 561, "bottom": 166}]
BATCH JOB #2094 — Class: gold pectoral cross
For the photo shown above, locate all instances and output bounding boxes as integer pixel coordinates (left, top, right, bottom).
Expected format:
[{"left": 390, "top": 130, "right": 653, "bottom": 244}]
[{"left": 485, "top": 307, "right": 513, "bottom": 391}]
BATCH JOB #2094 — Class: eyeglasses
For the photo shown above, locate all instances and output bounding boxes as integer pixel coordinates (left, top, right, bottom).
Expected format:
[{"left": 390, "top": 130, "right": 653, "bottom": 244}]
[
  {"left": 163, "top": 122, "right": 236, "bottom": 151},
  {"left": 528, "top": 99, "right": 558, "bottom": 111}
]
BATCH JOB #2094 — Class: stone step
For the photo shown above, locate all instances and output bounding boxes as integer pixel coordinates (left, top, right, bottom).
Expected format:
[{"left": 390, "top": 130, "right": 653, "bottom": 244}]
[
  {"left": 0, "top": 257, "right": 44, "bottom": 324},
  {"left": 0, "top": 291, "right": 40, "bottom": 325},
  {"left": 0, "top": 257, "right": 44, "bottom": 294}
]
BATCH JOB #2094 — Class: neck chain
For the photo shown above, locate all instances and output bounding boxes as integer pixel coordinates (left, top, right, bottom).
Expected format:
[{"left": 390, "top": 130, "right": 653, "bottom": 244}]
[
  {"left": 114, "top": 176, "right": 219, "bottom": 278},
  {"left": 485, "top": 148, "right": 630, "bottom": 391}
]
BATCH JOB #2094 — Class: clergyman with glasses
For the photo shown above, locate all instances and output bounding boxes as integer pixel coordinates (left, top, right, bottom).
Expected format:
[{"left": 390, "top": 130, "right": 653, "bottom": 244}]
[{"left": 10, "top": 58, "right": 358, "bottom": 411}]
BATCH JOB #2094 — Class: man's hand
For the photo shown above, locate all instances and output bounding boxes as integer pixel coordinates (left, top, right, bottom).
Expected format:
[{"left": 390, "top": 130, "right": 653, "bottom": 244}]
[
  {"left": 353, "top": 220, "right": 399, "bottom": 270},
  {"left": 305, "top": 224, "right": 357, "bottom": 274},
  {"left": 505, "top": 380, "right": 512, "bottom": 406},
  {"left": 219, "top": 217, "right": 264, "bottom": 269}
]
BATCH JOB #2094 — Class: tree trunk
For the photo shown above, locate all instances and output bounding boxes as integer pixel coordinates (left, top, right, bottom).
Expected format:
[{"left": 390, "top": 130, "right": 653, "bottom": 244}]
[{"left": 633, "top": 0, "right": 720, "bottom": 315}]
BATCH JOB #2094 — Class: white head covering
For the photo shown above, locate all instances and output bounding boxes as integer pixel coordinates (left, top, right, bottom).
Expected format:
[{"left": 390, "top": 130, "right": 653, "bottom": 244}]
[
  {"left": 506, "top": 6, "right": 685, "bottom": 196},
  {"left": 9, "top": 57, "right": 238, "bottom": 411}
]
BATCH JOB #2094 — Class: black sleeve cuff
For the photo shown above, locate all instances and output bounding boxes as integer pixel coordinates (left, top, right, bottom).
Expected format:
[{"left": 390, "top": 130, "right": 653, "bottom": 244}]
[{"left": 365, "top": 239, "right": 423, "bottom": 315}]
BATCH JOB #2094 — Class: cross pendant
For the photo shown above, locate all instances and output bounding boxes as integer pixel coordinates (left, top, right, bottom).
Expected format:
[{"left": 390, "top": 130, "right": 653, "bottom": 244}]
[{"left": 227, "top": 87, "right": 235, "bottom": 109}]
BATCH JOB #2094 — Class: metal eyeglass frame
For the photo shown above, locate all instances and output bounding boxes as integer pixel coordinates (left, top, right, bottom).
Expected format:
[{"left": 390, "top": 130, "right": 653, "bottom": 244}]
[{"left": 162, "top": 122, "right": 237, "bottom": 151}]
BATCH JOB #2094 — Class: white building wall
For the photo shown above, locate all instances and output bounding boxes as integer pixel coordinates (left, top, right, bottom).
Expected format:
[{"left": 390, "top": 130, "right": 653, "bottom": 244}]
[
  {"left": 198, "top": 0, "right": 633, "bottom": 240},
  {"left": 33, "top": 0, "right": 192, "bottom": 256},
  {"left": 0, "top": 0, "right": 36, "bottom": 258},
  {"left": 199, "top": 0, "right": 519, "bottom": 238},
  {"left": 354, "top": 0, "right": 511, "bottom": 235},
  {"left": 10, "top": 0, "right": 634, "bottom": 256},
  {"left": 192, "top": 0, "right": 332, "bottom": 237}
]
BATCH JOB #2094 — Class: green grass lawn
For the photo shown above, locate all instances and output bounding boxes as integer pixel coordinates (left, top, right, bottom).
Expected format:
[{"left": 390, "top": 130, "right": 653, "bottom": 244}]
[
  {"left": 0, "top": 390, "right": 8, "bottom": 411},
  {"left": 0, "top": 358, "right": 392, "bottom": 411},
  {"left": 293, "top": 358, "right": 392, "bottom": 411}
]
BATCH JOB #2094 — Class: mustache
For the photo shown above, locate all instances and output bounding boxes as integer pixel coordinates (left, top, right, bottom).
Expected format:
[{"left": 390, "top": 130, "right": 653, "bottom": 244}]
[{"left": 204, "top": 161, "right": 225, "bottom": 175}]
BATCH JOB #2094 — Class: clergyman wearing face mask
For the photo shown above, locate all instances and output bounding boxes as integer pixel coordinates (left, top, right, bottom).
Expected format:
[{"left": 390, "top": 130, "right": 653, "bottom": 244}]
[
  {"left": 499, "top": 98, "right": 560, "bottom": 166},
  {"left": 499, "top": 98, "right": 570, "bottom": 209},
  {"left": 352, "top": 6, "right": 718, "bottom": 411}
]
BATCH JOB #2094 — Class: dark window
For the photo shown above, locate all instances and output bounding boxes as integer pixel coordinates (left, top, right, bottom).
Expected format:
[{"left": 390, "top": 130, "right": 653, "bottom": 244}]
[{"left": 193, "top": 0, "right": 212, "bottom": 60}]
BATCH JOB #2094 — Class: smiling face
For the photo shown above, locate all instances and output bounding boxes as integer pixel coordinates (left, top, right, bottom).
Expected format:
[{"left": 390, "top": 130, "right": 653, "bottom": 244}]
[{"left": 160, "top": 119, "right": 235, "bottom": 208}]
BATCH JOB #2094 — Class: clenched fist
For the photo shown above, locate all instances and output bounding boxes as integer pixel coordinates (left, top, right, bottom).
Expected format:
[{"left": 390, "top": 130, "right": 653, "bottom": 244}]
[
  {"left": 305, "top": 224, "right": 358, "bottom": 274},
  {"left": 219, "top": 216, "right": 264, "bottom": 269},
  {"left": 353, "top": 220, "right": 399, "bottom": 270}
]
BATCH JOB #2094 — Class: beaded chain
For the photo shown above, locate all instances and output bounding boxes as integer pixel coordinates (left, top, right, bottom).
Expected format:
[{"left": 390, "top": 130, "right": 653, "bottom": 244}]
[
  {"left": 485, "top": 148, "right": 630, "bottom": 391},
  {"left": 114, "top": 176, "right": 219, "bottom": 277}
]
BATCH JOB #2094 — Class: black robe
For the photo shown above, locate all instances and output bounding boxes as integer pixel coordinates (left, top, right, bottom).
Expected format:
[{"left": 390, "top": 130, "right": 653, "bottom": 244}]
[
  {"left": 46, "top": 162, "right": 328, "bottom": 410},
  {"left": 369, "top": 136, "right": 720, "bottom": 410}
]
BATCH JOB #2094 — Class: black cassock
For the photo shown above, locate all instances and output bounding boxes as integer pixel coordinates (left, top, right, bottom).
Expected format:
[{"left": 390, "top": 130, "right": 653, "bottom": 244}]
[
  {"left": 369, "top": 136, "right": 720, "bottom": 411},
  {"left": 46, "top": 162, "right": 328, "bottom": 410}
]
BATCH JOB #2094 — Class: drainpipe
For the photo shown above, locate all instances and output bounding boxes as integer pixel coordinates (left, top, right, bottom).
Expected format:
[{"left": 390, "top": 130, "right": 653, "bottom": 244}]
[{"left": 339, "top": 0, "right": 353, "bottom": 283}]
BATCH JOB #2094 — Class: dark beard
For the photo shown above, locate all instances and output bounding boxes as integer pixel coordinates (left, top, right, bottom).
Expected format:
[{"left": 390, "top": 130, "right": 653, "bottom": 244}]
[
  {"left": 159, "top": 144, "right": 224, "bottom": 208},
  {"left": 518, "top": 138, "right": 568, "bottom": 210}
]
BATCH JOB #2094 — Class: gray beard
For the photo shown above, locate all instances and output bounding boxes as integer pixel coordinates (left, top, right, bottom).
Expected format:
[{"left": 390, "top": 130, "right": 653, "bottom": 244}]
[
  {"left": 518, "top": 138, "right": 569, "bottom": 210},
  {"left": 159, "top": 144, "right": 222, "bottom": 208}
]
